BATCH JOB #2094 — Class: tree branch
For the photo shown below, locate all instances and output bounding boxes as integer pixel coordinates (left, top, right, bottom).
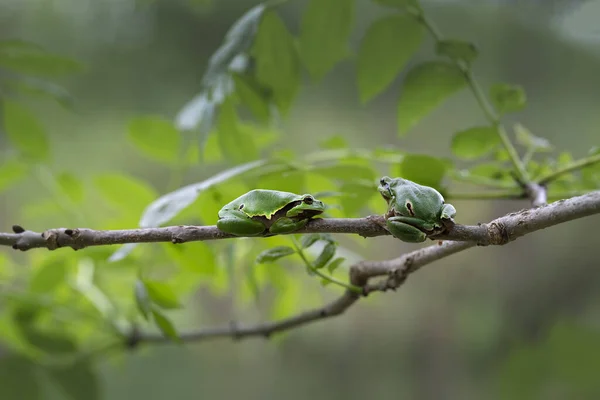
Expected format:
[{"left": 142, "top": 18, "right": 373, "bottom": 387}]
[
  {"left": 3, "top": 191, "right": 599, "bottom": 253},
  {"left": 127, "top": 191, "right": 599, "bottom": 345},
  {"left": 136, "top": 290, "right": 361, "bottom": 345},
  {"left": 2, "top": 218, "right": 388, "bottom": 251}
]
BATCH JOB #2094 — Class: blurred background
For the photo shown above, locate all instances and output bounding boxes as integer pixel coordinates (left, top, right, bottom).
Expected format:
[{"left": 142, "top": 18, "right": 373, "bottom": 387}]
[{"left": 1, "top": 0, "right": 600, "bottom": 399}]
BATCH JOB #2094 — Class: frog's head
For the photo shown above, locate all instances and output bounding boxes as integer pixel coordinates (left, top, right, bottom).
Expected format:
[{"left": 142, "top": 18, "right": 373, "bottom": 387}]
[
  {"left": 285, "top": 194, "right": 325, "bottom": 218},
  {"left": 378, "top": 176, "right": 395, "bottom": 203}
]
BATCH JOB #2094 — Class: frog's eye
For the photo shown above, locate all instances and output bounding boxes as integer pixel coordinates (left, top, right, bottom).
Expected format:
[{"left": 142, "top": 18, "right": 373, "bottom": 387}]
[
  {"left": 379, "top": 178, "right": 386, "bottom": 185},
  {"left": 239, "top": 204, "right": 244, "bottom": 210},
  {"left": 303, "top": 196, "right": 314, "bottom": 205}
]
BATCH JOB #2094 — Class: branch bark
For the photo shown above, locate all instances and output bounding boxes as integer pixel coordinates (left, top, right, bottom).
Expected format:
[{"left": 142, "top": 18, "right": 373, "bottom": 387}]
[
  {"left": 4, "top": 190, "right": 598, "bottom": 253},
  {"left": 127, "top": 191, "right": 600, "bottom": 345}
]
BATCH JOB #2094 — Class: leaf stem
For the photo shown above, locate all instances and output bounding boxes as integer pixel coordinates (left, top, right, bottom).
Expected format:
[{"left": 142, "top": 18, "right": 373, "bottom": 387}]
[
  {"left": 413, "top": 11, "right": 530, "bottom": 184},
  {"left": 537, "top": 153, "right": 600, "bottom": 185},
  {"left": 290, "top": 238, "right": 362, "bottom": 293},
  {"left": 521, "top": 147, "right": 536, "bottom": 171}
]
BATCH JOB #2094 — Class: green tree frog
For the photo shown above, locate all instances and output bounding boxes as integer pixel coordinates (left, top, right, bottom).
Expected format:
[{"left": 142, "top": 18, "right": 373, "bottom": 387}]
[
  {"left": 378, "top": 176, "right": 456, "bottom": 243},
  {"left": 217, "top": 189, "right": 325, "bottom": 236}
]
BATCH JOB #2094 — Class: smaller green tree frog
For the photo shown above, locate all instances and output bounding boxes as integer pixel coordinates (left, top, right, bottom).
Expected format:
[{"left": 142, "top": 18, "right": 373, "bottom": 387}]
[
  {"left": 217, "top": 189, "right": 325, "bottom": 236},
  {"left": 378, "top": 176, "right": 456, "bottom": 243}
]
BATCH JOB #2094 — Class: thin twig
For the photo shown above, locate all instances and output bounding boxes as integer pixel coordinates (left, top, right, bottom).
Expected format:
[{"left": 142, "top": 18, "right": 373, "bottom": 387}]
[
  {"left": 538, "top": 153, "right": 600, "bottom": 185},
  {"left": 140, "top": 290, "right": 361, "bottom": 344}
]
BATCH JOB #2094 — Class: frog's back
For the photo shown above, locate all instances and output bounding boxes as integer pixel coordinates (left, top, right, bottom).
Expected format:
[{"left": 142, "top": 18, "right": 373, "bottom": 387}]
[
  {"left": 225, "top": 189, "right": 298, "bottom": 218},
  {"left": 410, "top": 182, "right": 445, "bottom": 219}
]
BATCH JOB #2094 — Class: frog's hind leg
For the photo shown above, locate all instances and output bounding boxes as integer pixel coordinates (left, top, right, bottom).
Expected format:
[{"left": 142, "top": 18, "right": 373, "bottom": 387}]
[
  {"left": 216, "top": 210, "right": 266, "bottom": 236},
  {"left": 269, "top": 217, "right": 309, "bottom": 235}
]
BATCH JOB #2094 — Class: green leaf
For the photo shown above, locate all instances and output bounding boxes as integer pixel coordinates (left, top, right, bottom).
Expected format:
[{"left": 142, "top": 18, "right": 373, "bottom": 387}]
[
  {"left": 320, "top": 278, "right": 332, "bottom": 286},
  {"left": 244, "top": 262, "right": 261, "bottom": 301},
  {"left": 372, "top": 0, "right": 421, "bottom": 9},
  {"left": 240, "top": 123, "right": 279, "bottom": 149},
  {"left": 45, "top": 360, "right": 100, "bottom": 400},
  {"left": 0, "top": 355, "right": 42, "bottom": 399},
  {"left": 151, "top": 309, "right": 181, "bottom": 343},
  {"left": 19, "top": 329, "right": 77, "bottom": 355},
  {"left": 0, "top": 159, "right": 28, "bottom": 193},
  {"left": 319, "top": 135, "right": 348, "bottom": 149},
  {"left": 110, "top": 161, "right": 267, "bottom": 262},
  {"left": 143, "top": 280, "right": 182, "bottom": 309},
  {"left": 398, "top": 61, "right": 467, "bottom": 134},
  {"left": 0, "top": 39, "right": 83, "bottom": 76},
  {"left": 489, "top": 83, "right": 527, "bottom": 115},
  {"left": 299, "top": 0, "right": 354, "bottom": 80},
  {"left": 2, "top": 99, "right": 50, "bottom": 161},
  {"left": 468, "top": 162, "right": 508, "bottom": 180},
  {"left": 2, "top": 76, "right": 75, "bottom": 109},
  {"left": 56, "top": 172, "right": 84, "bottom": 203},
  {"left": 581, "top": 148, "right": 600, "bottom": 188},
  {"left": 217, "top": 98, "right": 258, "bottom": 163},
  {"left": 256, "top": 246, "right": 296, "bottom": 264},
  {"left": 327, "top": 257, "right": 345, "bottom": 274},
  {"left": 557, "top": 151, "right": 572, "bottom": 167},
  {"left": 514, "top": 123, "right": 552, "bottom": 152},
  {"left": 127, "top": 116, "right": 181, "bottom": 164},
  {"left": 252, "top": 10, "right": 300, "bottom": 113},
  {"left": 134, "top": 280, "right": 151, "bottom": 320},
  {"left": 313, "top": 242, "right": 336, "bottom": 269},
  {"left": 492, "top": 149, "right": 510, "bottom": 163},
  {"left": 94, "top": 173, "right": 157, "bottom": 214},
  {"left": 357, "top": 14, "right": 424, "bottom": 103},
  {"left": 232, "top": 73, "right": 270, "bottom": 122},
  {"left": 140, "top": 162, "right": 264, "bottom": 228},
  {"left": 202, "top": 4, "right": 265, "bottom": 85},
  {"left": 436, "top": 39, "right": 478, "bottom": 64},
  {"left": 175, "top": 93, "right": 216, "bottom": 134},
  {"left": 451, "top": 126, "right": 500, "bottom": 160},
  {"left": 395, "top": 154, "right": 448, "bottom": 187},
  {"left": 301, "top": 233, "right": 321, "bottom": 249}
]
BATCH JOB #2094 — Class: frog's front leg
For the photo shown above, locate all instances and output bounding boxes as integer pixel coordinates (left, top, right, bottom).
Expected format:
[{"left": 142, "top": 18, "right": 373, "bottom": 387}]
[
  {"left": 385, "top": 216, "right": 428, "bottom": 243},
  {"left": 269, "top": 217, "right": 309, "bottom": 235},
  {"left": 217, "top": 210, "right": 266, "bottom": 236}
]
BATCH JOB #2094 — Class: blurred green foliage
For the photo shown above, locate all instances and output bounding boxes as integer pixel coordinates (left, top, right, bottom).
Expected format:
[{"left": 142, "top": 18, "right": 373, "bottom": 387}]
[{"left": 0, "top": 0, "right": 599, "bottom": 399}]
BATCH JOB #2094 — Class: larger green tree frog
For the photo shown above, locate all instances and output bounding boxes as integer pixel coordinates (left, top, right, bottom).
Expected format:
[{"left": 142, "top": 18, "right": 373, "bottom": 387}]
[
  {"left": 378, "top": 176, "right": 456, "bottom": 243},
  {"left": 217, "top": 189, "right": 325, "bottom": 236}
]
